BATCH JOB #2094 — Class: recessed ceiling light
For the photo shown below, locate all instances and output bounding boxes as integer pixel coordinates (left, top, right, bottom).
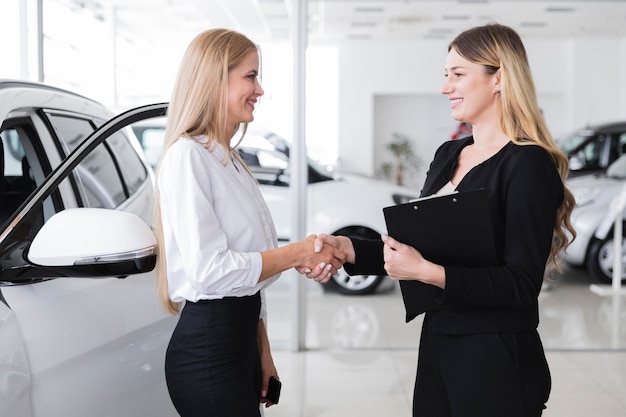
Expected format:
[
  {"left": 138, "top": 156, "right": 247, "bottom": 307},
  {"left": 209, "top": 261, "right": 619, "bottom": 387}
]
[
  {"left": 355, "top": 7, "right": 384, "bottom": 13},
  {"left": 442, "top": 15, "right": 471, "bottom": 21},
  {"left": 390, "top": 15, "right": 433, "bottom": 24},
  {"left": 347, "top": 33, "right": 372, "bottom": 39},
  {"left": 546, "top": 7, "right": 576, "bottom": 13},
  {"left": 351, "top": 21, "right": 377, "bottom": 28},
  {"left": 520, "top": 21, "right": 547, "bottom": 28},
  {"left": 428, "top": 28, "right": 455, "bottom": 34}
]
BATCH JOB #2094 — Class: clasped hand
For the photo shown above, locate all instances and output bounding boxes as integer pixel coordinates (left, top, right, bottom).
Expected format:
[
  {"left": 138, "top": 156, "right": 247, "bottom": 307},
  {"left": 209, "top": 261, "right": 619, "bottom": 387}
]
[
  {"left": 295, "top": 234, "right": 353, "bottom": 282},
  {"left": 299, "top": 233, "right": 445, "bottom": 288},
  {"left": 294, "top": 234, "right": 347, "bottom": 282}
]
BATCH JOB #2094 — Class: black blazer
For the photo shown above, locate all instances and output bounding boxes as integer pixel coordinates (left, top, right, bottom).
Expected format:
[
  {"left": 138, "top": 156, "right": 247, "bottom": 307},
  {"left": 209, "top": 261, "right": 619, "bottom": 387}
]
[{"left": 345, "top": 137, "right": 563, "bottom": 335}]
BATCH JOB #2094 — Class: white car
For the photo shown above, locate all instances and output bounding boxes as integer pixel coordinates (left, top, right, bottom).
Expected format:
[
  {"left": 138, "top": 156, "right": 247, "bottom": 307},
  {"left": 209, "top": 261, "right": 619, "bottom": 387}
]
[
  {"left": 562, "top": 154, "right": 626, "bottom": 283},
  {"left": 133, "top": 124, "right": 419, "bottom": 295},
  {"left": 0, "top": 80, "right": 177, "bottom": 416}
]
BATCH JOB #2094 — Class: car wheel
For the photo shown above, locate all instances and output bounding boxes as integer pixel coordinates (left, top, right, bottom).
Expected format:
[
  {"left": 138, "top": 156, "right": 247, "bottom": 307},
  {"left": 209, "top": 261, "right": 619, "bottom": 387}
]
[
  {"left": 326, "top": 269, "right": 384, "bottom": 295},
  {"left": 587, "top": 226, "right": 626, "bottom": 283},
  {"left": 324, "top": 226, "right": 385, "bottom": 295}
]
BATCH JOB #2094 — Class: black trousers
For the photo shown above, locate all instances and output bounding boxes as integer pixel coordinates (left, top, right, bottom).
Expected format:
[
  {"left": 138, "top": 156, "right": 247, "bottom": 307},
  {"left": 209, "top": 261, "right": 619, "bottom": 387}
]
[
  {"left": 413, "top": 316, "right": 551, "bottom": 417},
  {"left": 165, "top": 293, "right": 262, "bottom": 417}
]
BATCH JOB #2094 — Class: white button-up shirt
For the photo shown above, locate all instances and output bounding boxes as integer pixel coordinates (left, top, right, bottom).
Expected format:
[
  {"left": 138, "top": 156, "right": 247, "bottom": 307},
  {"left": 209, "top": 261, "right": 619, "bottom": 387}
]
[{"left": 157, "top": 136, "right": 280, "bottom": 319}]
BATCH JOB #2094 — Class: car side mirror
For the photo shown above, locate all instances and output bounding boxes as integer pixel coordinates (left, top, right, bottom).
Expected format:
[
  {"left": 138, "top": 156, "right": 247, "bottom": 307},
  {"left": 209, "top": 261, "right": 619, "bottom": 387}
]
[
  {"left": 28, "top": 208, "right": 157, "bottom": 277},
  {"left": 569, "top": 155, "right": 583, "bottom": 171}
]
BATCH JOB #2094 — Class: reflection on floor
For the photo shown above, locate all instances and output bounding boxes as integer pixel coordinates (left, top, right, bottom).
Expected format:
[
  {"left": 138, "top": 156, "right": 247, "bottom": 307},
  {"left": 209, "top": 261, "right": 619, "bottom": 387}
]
[{"left": 263, "top": 266, "right": 626, "bottom": 417}]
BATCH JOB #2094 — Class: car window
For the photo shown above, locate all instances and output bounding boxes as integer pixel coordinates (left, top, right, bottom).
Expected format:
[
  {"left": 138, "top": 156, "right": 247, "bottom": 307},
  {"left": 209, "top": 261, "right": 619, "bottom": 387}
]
[
  {"left": 46, "top": 113, "right": 146, "bottom": 209},
  {"left": 133, "top": 125, "right": 165, "bottom": 168},
  {"left": 2, "top": 128, "right": 27, "bottom": 175},
  {"left": 557, "top": 131, "right": 592, "bottom": 154},
  {"left": 618, "top": 133, "right": 626, "bottom": 157},
  {"left": 0, "top": 121, "right": 53, "bottom": 281},
  {"left": 567, "top": 137, "right": 604, "bottom": 172},
  {"left": 238, "top": 146, "right": 289, "bottom": 186},
  {"left": 0, "top": 128, "right": 38, "bottom": 227}
]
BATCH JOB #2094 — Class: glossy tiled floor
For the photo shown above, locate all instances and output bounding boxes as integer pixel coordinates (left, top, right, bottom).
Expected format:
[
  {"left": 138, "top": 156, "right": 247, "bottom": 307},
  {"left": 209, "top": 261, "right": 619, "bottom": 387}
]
[{"left": 263, "top": 266, "right": 626, "bottom": 417}]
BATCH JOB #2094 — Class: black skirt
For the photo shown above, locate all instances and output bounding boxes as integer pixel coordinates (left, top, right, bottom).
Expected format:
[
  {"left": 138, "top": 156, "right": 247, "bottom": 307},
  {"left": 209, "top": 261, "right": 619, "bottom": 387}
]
[{"left": 165, "top": 292, "right": 262, "bottom": 417}]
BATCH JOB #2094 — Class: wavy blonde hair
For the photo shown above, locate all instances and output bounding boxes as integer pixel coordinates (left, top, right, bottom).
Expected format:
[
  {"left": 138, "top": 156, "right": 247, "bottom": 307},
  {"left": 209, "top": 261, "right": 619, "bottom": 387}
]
[
  {"left": 449, "top": 23, "right": 576, "bottom": 274},
  {"left": 154, "top": 28, "right": 259, "bottom": 314}
]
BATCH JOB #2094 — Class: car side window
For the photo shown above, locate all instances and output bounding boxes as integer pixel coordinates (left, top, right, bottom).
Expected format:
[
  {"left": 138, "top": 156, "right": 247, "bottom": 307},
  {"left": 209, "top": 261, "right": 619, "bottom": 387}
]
[
  {"left": 617, "top": 133, "right": 626, "bottom": 157},
  {"left": 578, "top": 138, "right": 602, "bottom": 170},
  {"left": 0, "top": 127, "right": 39, "bottom": 227},
  {"left": 238, "top": 147, "right": 289, "bottom": 186},
  {"left": 46, "top": 113, "right": 146, "bottom": 209}
]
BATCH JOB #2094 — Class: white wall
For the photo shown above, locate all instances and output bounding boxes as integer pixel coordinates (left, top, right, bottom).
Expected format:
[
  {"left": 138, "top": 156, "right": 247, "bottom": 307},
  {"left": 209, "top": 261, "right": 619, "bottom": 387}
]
[{"left": 336, "top": 37, "right": 626, "bottom": 189}]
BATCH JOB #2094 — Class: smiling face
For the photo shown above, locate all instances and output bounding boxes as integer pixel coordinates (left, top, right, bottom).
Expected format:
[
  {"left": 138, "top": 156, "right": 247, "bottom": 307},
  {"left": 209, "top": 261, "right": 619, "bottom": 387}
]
[
  {"left": 227, "top": 50, "right": 264, "bottom": 130},
  {"left": 441, "top": 48, "right": 500, "bottom": 126}
]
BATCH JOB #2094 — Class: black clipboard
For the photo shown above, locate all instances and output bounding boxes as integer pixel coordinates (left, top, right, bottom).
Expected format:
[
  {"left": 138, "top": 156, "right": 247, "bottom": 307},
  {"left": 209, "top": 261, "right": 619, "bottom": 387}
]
[{"left": 383, "top": 189, "right": 498, "bottom": 321}]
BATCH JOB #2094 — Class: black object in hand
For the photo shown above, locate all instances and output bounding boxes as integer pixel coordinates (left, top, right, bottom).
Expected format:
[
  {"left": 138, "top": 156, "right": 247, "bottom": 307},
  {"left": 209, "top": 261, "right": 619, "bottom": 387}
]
[{"left": 266, "top": 376, "right": 281, "bottom": 404}]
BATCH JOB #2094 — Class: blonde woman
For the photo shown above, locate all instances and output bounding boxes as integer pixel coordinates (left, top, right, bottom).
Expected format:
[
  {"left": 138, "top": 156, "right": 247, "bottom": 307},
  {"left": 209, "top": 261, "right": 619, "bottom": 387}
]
[
  {"left": 154, "top": 28, "right": 345, "bottom": 416},
  {"left": 309, "top": 23, "right": 575, "bottom": 417}
]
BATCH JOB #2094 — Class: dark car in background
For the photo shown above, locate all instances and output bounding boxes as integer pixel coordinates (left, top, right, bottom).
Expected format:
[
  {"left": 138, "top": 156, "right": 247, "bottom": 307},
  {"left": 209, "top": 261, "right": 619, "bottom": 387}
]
[{"left": 556, "top": 121, "right": 626, "bottom": 177}]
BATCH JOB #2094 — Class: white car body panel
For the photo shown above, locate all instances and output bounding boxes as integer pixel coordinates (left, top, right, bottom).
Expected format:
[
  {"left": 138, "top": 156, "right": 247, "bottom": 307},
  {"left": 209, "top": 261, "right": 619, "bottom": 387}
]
[
  {"left": 2, "top": 277, "right": 177, "bottom": 417},
  {"left": 0, "top": 301, "right": 32, "bottom": 417},
  {"left": 262, "top": 172, "right": 416, "bottom": 241}
]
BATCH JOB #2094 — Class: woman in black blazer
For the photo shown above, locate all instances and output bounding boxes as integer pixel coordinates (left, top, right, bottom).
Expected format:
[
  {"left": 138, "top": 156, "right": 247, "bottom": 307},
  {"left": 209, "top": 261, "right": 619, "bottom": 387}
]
[{"left": 306, "top": 23, "right": 576, "bottom": 417}]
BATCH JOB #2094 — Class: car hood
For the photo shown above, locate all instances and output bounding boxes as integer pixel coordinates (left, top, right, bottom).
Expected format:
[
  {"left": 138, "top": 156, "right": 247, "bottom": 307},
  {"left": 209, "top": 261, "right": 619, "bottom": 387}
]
[
  {"left": 567, "top": 172, "right": 613, "bottom": 189},
  {"left": 332, "top": 170, "right": 418, "bottom": 195},
  {"left": 567, "top": 171, "right": 626, "bottom": 207}
]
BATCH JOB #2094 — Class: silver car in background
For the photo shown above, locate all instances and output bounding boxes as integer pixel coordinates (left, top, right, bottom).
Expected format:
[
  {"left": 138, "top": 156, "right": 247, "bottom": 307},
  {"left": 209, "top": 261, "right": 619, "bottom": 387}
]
[{"left": 563, "top": 154, "right": 626, "bottom": 283}]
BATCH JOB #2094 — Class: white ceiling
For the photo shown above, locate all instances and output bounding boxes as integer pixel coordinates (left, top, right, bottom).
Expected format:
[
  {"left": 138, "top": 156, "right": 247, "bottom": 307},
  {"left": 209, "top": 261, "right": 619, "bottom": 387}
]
[{"left": 101, "top": 0, "right": 626, "bottom": 45}]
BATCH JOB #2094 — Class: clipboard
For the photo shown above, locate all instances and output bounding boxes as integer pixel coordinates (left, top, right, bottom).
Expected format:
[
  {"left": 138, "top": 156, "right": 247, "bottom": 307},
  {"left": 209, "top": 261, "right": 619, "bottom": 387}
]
[{"left": 382, "top": 188, "right": 498, "bottom": 321}]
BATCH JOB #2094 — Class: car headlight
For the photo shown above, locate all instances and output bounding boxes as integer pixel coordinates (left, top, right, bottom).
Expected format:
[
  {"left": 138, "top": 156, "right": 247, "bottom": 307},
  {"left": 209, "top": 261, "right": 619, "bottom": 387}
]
[
  {"left": 392, "top": 193, "right": 417, "bottom": 205},
  {"left": 571, "top": 186, "right": 603, "bottom": 206}
]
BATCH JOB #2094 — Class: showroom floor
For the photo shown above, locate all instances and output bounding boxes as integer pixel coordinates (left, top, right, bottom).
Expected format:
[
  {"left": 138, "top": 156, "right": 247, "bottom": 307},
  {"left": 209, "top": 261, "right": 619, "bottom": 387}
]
[{"left": 262, "top": 265, "right": 626, "bottom": 417}]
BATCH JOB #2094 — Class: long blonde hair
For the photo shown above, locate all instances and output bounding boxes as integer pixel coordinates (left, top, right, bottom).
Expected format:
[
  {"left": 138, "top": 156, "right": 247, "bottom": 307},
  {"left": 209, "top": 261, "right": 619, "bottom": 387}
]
[
  {"left": 154, "top": 28, "right": 259, "bottom": 314},
  {"left": 449, "top": 23, "right": 576, "bottom": 273}
]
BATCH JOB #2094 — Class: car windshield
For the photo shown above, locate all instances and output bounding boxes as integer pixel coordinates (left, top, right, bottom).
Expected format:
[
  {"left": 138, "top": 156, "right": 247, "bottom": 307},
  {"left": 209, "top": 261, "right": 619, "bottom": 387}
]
[
  {"left": 606, "top": 154, "right": 626, "bottom": 179},
  {"left": 252, "top": 131, "right": 333, "bottom": 180},
  {"left": 556, "top": 129, "right": 594, "bottom": 154}
]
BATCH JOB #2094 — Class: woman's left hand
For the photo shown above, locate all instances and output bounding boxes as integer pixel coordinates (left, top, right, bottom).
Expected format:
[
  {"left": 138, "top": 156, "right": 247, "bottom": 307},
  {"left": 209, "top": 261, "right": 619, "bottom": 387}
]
[
  {"left": 260, "top": 356, "right": 278, "bottom": 408},
  {"left": 382, "top": 234, "right": 423, "bottom": 280},
  {"left": 382, "top": 234, "right": 447, "bottom": 288}
]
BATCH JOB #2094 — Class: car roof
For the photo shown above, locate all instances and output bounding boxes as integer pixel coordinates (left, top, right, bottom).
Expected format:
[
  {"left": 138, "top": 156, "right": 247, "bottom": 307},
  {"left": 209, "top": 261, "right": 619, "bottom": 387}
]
[
  {"left": 577, "top": 121, "right": 626, "bottom": 134},
  {"left": 0, "top": 79, "right": 113, "bottom": 120},
  {"left": 0, "top": 79, "right": 97, "bottom": 102}
]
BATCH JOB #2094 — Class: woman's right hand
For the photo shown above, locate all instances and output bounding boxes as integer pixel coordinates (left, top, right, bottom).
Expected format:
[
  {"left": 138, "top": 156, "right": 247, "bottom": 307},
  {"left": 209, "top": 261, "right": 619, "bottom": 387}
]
[
  {"left": 294, "top": 234, "right": 346, "bottom": 281},
  {"left": 296, "top": 234, "right": 355, "bottom": 282}
]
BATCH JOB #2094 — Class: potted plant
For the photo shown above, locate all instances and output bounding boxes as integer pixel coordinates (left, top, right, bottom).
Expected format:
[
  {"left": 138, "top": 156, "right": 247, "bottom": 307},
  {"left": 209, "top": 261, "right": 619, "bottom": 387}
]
[{"left": 377, "top": 132, "right": 421, "bottom": 186}]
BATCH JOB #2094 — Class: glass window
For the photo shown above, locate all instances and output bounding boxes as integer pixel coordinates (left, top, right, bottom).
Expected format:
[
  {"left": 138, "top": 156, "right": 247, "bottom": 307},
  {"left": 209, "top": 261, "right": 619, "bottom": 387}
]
[
  {"left": 101, "top": 129, "right": 147, "bottom": 196},
  {"left": 46, "top": 113, "right": 146, "bottom": 209},
  {"left": 618, "top": 133, "right": 626, "bottom": 157},
  {"left": 1, "top": 128, "right": 37, "bottom": 226},
  {"left": 0, "top": 121, "right": 52, "bottom": 233},
  {"left": 47, "top": 113, "right": 98, "bottom": 155},
  {"left": 2, "top": 128, "right": 26, "bottom": 176}
]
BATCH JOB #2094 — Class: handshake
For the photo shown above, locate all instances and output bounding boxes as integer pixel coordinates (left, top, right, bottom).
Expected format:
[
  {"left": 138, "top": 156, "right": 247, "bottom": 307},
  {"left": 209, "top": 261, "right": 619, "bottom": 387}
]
[
  {"left": 289, "top": 232, "right": 439, "bottom": 288},
  {"left": 292, "top": 234, "right": 356, "bottom": 283}
]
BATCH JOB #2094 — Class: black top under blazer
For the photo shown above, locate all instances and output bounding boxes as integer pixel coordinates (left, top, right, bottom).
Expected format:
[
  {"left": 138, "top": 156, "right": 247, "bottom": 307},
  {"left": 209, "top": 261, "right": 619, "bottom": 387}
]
[{"left": 345, "top": 136, "right": 564, "bottom": 335}]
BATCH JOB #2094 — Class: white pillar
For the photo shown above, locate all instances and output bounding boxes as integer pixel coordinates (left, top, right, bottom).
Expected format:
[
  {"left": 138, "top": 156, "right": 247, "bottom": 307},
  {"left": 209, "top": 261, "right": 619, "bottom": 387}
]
[{"left": 289, "top": 0, "right": 308, "bottom": 352}]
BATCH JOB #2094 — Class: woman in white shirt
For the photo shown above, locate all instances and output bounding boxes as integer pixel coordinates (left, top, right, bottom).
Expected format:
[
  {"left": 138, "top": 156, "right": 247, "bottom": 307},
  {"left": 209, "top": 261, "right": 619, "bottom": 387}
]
[{"left": 154, "top": 28, "right": 345, "bottom": 417}]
